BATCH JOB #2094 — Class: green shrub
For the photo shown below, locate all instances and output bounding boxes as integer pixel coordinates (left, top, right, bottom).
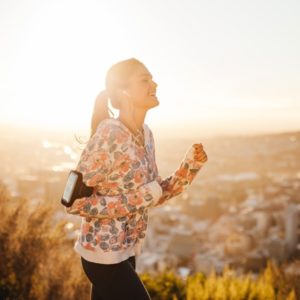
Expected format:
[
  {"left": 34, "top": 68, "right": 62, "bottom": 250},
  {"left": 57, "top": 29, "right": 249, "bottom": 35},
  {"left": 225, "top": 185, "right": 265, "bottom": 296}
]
[{"left": 140, "top": 271, "right": 186, "bottom": 300}]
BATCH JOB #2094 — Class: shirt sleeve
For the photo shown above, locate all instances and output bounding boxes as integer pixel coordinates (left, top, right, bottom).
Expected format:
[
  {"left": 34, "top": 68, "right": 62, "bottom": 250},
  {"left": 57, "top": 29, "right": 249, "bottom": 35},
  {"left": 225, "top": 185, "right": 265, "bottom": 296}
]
[
  {"left": 65, "top": 120, "right": 163, "bottom": 219},
  {"left": 65, "top": 180, "right": 162, "bottom": 219},
  {"left": 148, "top": 129, "right": 206, "bottom": 208}
]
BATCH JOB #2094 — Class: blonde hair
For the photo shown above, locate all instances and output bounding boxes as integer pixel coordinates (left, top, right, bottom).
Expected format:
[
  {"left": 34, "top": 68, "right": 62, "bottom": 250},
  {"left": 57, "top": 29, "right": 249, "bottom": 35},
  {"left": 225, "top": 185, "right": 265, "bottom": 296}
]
[{"left": 75, "top": 57, "right": 143, "bottom": 144}]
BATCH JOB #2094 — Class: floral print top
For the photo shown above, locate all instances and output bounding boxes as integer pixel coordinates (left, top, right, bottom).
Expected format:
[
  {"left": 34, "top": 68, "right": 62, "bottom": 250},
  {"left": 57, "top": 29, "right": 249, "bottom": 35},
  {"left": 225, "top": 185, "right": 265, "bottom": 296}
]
[{"left": 66, "top": 117, "right": 206, "bottom": 264}]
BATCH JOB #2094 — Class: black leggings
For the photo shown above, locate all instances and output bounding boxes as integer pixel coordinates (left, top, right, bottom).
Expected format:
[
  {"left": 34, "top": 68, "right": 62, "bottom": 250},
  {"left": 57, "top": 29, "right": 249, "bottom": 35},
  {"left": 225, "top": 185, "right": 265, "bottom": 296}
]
[{"left": 81, "top": 256, "right": 151, "bottom": 300}]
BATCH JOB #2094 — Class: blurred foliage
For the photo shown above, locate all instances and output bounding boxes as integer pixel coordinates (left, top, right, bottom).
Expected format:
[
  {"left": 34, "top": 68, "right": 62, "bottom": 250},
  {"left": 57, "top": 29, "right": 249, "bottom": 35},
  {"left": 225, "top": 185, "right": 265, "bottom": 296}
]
[
  {"left": 141, "top": 262, "right": 298, "bottom": 300},
  {"left": 0, "top": 181, "right": 90, "bottom": 300},
  {"left": 0, "top": 181, "right": 299, "bottom": 299}
]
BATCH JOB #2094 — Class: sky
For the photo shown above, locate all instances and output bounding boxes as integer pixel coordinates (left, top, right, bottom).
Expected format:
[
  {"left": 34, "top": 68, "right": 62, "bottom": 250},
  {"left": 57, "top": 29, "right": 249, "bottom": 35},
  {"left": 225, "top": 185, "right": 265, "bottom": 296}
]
[{"left": 0, "top": 0, "right": 299, "bottom": 138}]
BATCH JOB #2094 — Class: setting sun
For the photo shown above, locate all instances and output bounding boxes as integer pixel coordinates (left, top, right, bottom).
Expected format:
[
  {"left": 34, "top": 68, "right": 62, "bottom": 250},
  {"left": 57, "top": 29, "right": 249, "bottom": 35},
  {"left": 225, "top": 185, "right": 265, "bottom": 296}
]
[{"left": 1, "top": 0, "right": 299, "bottom": 138}]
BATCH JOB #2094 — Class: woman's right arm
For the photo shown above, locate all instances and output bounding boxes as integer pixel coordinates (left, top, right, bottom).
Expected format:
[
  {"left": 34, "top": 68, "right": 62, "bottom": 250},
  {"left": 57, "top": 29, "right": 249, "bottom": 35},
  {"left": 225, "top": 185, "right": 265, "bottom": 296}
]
[{"left": 65, "top": 121, "right": 162, "bottom": 219}]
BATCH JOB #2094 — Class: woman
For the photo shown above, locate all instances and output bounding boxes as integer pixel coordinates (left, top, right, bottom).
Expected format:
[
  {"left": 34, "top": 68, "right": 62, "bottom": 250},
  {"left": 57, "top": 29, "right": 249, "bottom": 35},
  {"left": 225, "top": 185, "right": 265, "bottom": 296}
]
[{"left": 66, "top": 57, "right": 208, "bottom": 300}]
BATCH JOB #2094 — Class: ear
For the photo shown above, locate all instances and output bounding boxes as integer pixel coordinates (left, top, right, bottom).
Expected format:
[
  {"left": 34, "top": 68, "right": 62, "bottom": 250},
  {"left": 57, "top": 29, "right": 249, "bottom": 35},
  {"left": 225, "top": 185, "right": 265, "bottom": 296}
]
[
  {"left": 115, "top": 88, "right": 124, "bottom": 99},
  {"left": 116, "top": 88, "right": 132, "bottom": 102},
  {"left": 118, "top": 88, "right": 131, "bottom": 99},
  {"left": 122, "top": 90, "right": 130, "bottom": 97}
]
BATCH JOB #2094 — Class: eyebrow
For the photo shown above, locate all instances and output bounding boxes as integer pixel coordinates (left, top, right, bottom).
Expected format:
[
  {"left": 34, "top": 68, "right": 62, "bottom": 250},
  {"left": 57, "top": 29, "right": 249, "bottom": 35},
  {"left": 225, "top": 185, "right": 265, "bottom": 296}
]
[{"left": 139, "top": 73, "right": 152, "bottom": 78}]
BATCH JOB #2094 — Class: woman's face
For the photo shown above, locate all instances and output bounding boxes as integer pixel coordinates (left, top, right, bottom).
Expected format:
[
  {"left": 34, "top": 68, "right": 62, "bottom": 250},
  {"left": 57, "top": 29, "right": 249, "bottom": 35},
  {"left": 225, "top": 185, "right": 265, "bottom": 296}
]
[{"left": 122, "top": 64, "right": 159, "bottom": 110}]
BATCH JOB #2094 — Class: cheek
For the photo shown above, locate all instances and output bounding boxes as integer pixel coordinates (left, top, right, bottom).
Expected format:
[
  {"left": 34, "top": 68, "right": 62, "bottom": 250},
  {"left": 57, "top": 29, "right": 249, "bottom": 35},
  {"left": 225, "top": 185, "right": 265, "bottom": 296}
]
[
  {"left": 133, "top": 92, "right": 150, "bottom": 107},
  {"left": 139, "top": 85, "right": 149, "bottom": 93},
  {"left": 131, "top": 85, "right": 150, "bottom": 104},
  {"left": 136, "top": 87, "right": 149, "bottom": 99}
]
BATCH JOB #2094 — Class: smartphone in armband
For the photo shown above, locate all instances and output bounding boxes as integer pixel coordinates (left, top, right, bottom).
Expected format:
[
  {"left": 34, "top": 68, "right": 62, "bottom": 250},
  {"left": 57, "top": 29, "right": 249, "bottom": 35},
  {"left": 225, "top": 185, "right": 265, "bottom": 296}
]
[{"left": 61, "top": 170, "right": 94, "bottom": 207}]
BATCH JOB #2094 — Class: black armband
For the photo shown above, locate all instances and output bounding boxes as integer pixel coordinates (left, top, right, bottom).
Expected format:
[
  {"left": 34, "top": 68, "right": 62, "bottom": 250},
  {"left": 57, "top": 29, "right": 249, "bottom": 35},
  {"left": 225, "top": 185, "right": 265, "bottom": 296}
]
[{"left": 61, "top": 170, "right": 94, "bottom": 207}]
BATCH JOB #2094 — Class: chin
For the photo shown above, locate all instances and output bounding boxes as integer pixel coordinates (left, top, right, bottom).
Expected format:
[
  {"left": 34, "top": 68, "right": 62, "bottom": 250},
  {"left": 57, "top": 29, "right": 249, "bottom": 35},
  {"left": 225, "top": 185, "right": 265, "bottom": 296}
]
[{"left": 151, "top": 101, "right": 160, "bottom": 108}]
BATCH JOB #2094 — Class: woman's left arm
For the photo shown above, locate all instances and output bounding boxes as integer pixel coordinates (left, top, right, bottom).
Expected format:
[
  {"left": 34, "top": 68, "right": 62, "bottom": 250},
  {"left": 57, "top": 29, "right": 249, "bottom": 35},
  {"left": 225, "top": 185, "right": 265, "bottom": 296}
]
[{"left": 148, "top": 130, "right": 208, "bottom": 207}]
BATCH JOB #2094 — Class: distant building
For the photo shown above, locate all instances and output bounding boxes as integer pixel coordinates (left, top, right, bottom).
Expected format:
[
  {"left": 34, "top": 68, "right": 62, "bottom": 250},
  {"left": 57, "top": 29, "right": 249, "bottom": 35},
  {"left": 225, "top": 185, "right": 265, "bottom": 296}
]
[{"left": 285, "top": 203, "right": 299, "bottom": 257}]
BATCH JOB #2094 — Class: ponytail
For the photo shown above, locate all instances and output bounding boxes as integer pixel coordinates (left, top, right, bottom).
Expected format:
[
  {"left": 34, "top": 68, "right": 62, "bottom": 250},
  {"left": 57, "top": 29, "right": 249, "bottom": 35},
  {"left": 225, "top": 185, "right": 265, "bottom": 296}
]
[{"left": 90, "top": 90, "right": 114, "bottom": 138}]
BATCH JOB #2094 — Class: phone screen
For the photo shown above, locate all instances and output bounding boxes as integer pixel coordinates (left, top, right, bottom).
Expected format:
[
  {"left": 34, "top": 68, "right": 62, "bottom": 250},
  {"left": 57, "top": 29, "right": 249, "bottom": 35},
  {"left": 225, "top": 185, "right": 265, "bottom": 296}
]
[{"left": 62, "top": 172, "right": 78, "bottom": 203}]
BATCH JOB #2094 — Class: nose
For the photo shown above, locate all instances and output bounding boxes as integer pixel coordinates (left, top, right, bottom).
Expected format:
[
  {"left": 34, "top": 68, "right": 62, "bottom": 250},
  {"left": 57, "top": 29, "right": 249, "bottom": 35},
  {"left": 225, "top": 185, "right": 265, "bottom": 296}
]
[{"left": 152, "top": 80, "right": 158, "bottom": 88}]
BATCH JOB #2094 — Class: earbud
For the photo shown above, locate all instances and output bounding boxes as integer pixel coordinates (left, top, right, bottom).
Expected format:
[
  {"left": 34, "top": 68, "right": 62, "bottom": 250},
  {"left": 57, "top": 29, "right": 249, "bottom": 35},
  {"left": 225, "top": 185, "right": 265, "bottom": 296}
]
[{"left": 122, "top": 90, "right": 130, "bottom": 97}]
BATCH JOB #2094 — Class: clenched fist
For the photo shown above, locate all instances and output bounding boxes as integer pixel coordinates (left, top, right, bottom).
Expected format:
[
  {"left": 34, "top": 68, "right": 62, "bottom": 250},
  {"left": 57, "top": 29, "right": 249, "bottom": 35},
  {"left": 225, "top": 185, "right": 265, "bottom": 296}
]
[{"left": 192, "top": 143, "right": 208, "bottom": 164}]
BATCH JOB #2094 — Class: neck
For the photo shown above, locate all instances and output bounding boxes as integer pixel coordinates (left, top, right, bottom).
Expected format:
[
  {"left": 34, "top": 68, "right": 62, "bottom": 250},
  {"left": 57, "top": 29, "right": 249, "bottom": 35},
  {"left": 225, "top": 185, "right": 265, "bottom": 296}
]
[{"left": 118, "top": 108, "right": 146, "bottom": 135}]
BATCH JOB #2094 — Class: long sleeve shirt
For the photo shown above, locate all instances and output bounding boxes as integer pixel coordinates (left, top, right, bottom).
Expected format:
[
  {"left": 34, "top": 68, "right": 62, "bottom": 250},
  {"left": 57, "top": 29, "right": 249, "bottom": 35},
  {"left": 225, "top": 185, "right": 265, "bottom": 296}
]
[{"left": 65, "top": 117, "right": 206, "bottom": 264}]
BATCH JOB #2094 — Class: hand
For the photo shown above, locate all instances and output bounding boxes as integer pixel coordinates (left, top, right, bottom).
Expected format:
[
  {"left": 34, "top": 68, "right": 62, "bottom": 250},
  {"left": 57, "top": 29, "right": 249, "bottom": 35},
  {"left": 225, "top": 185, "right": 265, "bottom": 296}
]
[
  {"left": 65, "top": 197, "right": 86, "bottom": 214},
  {"left": 192, "top": 143, "right": 208, "bottom": 164}
]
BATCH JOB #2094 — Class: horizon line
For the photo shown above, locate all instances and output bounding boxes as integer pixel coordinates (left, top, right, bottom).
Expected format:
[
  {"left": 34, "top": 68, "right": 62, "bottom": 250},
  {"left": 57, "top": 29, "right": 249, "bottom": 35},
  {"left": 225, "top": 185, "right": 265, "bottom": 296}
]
[{"left": 0, "top": 121, "right": 299, "bottom": 140}]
